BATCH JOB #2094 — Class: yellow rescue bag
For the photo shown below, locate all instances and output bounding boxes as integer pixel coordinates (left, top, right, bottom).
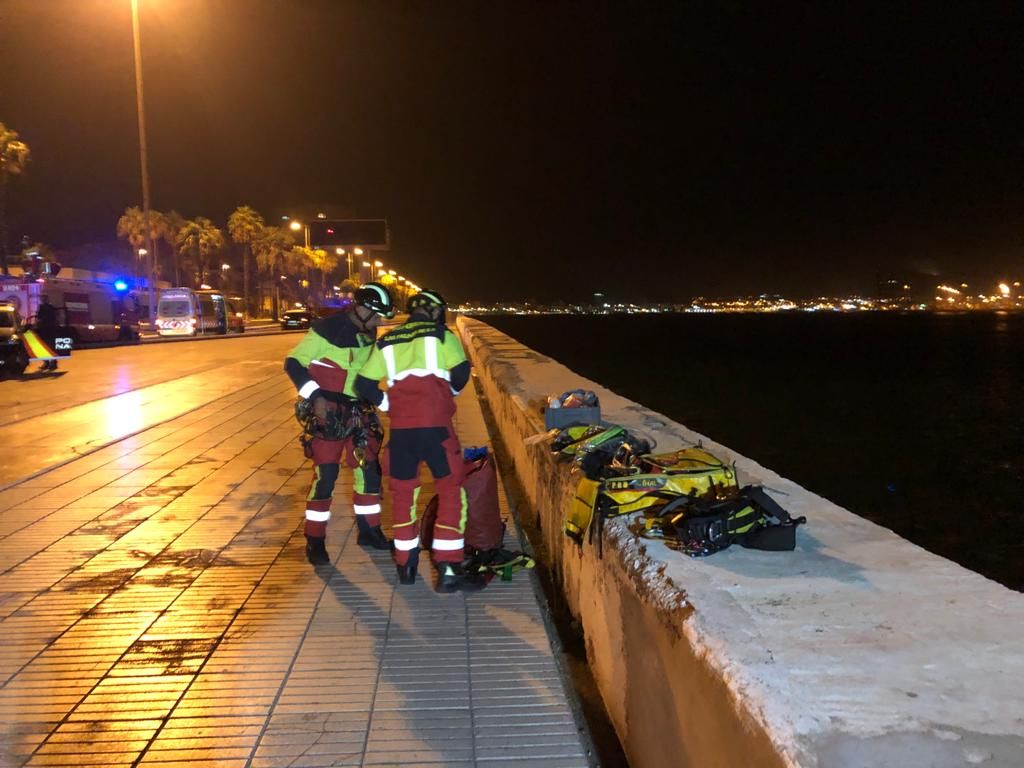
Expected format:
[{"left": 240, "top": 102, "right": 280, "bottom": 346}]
[{"left": 564, "top": 446, "right": 738, "bottom": 548}]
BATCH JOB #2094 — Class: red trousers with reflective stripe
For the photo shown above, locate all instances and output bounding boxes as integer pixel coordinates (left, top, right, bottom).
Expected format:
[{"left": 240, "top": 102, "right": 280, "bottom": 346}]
[
  {"left": 384, "top": 423, "right": 465, "bottom": 565},
  {"left": 305, "top": 433, "right": 381, "bottom": 538}
]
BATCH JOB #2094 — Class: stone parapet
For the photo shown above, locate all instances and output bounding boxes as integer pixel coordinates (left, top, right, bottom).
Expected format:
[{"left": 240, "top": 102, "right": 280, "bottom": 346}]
[{"left": 457, "top": 315, "right": 1024, "bottom": 768}]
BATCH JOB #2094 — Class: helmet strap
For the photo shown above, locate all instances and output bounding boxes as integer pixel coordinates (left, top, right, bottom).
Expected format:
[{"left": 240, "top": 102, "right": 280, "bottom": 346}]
[{"left": 350, "top": 305, "right": 377, "bottom": 334}]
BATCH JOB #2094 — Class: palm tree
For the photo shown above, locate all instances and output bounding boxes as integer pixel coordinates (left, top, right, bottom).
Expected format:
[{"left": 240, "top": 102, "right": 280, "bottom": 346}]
[
  {"left": 290, "top": 246, "right": 321, "bottom": 305},
  {"left": 308, "top": 247, "right": 339, "bottom": 298},
  {"left": 338, "top": 277, "right": 360, "bottom": 298},
  {"left": 253, "top": 225, "right": 295, "bottom": 316},
  {"left": 1, "top": 122, "right": 31, "bottom": 276},
  {"left": 116, "top": 206, "right": 147, "bottom": 278},
  {"left": 162, "top": 210, "right": 186, "bottom": 285},
  {"left": 227, "top": 205, "right": 264, "bottom": 318},
  {"left": 117, "top": 206, "right": 166, "bottom": 284},
  {"left": 176, "top": 217, "right": 224, "bottom": 288},
  {"left": 147, "top": 210, "right": 167, "bottom": 281}
]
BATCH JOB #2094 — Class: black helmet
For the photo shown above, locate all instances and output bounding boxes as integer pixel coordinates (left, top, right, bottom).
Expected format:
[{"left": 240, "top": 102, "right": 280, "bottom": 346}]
[
  {"left": 406, "top": 289, "right": 447, "bottom": 315},
  {"left": 354, "top": 282, "right": 395, "bottom": 318}
]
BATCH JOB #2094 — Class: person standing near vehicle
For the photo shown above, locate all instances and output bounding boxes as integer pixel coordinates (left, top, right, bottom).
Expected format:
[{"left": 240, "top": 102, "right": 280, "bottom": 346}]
[
  {"left": 355, "top": 289, "right": 481, "bottom": 593},
  {"left": 284, "top": 283, "right": 396, "bottom": 565},
  {"left": 35, "top": 295, "right": 59, "bottom": 372}
]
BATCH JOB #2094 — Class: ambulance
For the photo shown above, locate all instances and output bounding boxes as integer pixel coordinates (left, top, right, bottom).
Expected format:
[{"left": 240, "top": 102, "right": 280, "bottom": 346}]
[{"left": 156, "top": 288, "right": 244, "bottom": 336}]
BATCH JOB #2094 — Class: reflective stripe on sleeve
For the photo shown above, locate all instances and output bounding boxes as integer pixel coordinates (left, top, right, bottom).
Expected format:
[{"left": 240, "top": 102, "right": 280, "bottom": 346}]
[{"left": 299, "top": 380, "right": 320, "bottom": 399}]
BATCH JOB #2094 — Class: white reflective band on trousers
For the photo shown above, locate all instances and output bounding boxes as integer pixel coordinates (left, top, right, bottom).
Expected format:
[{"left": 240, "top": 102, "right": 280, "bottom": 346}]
[
  {"left": 305, "top": 509, "right": 331, "bottom": 522},
  {"left": 353, "top": 503, "right": 381, "bottom": 516},
  {"left": 381, "top": 337, "right": 451, "bottom": 386},
  {"left": 298, "top": 380, "right": 320, "bottom": 400},
  {"left": 432, "top": 538, "right": 464, "bottom": 551},
  {"left": 394, "top": 536, "right": 420, "bottom": 551}
]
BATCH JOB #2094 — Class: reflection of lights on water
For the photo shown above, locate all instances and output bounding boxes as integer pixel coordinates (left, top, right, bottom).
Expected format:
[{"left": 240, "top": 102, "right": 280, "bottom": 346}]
[{"left": 105, "top": 391, "right": 145, "bottom": 437}]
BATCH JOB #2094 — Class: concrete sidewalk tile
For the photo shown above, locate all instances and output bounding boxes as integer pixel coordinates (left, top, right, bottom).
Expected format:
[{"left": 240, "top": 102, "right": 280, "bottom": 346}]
[
  {"left": 24, "top": 752, "right": 141, "bottom": 766},
  {"left": 250, "top": 756, "right": 362, "bottom": 768},
  {"left": 0, "top": 369, "right": 591, "bottom": 767},
  {"left": 476, "top": 741, "right": 588, "bottom": 759},
  {"left": 136, "top": 761, "right": 249, "bottom": 768},
  {"left": 362, "top": 746, "right": 476, "bottom": 764}
]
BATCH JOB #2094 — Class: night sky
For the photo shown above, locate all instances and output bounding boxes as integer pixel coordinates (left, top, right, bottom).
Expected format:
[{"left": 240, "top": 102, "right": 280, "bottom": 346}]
[{"left": 2, "top": 0, "right": 1023, "bottom": 302}]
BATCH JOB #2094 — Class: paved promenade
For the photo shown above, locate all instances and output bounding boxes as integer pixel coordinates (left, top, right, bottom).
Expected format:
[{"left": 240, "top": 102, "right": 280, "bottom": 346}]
[{"left": 0, "top": 370, "right": 591, "bottom": 767}]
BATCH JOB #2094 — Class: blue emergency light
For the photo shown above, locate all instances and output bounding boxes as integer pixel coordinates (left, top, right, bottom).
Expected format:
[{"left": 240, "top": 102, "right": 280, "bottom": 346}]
[{"left": 114, "top": 279, "right": 129, "bottom": 292}]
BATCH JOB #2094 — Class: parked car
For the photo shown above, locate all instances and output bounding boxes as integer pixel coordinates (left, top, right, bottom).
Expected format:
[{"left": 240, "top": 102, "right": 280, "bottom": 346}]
[
  {"left": 281, "top": 309, "right": 313, "bottom": 330},
  {"left": 0, "top": 302, "right": 29, "bottom": 376},
  {"left": 223, "top": 297, "right": 245, "bottom": 333}
]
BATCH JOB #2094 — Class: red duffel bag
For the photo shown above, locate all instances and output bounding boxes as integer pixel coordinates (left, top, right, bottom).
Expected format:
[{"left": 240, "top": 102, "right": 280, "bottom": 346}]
[{"left": 421, "top": 451, "right": 505, "bottom": 552}]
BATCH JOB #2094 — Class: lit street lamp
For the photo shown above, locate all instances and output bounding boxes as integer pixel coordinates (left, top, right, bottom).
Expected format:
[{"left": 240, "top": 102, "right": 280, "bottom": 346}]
[
  {"left": 289, "top": 220, "right": 310, "bottom": 248},
  {"left": 335, "top": 247, "right": 352, "bottom": 280},
  {"left": 130, "top": 0, "right": 156, "bottom": 326}
]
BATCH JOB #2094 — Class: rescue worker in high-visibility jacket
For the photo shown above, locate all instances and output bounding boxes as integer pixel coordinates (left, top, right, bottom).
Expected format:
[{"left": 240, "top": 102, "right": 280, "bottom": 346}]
[
  {"left": 355, "top": 289, "right": 481, "bottom": 593},
  {"left": 285, "top": 283, "right": 395, "bottom": 565}
]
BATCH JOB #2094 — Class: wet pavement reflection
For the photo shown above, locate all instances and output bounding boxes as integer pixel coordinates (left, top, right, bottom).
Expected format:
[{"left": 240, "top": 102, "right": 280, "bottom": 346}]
[{"left": 0, "top": 335, "right": 589, "bottom": 767}]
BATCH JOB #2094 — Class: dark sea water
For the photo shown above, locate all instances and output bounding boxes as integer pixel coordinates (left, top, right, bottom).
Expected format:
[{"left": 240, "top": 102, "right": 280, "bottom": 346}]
[{"left": 480, "top": 312, "right": 1024, "bottom": 592}]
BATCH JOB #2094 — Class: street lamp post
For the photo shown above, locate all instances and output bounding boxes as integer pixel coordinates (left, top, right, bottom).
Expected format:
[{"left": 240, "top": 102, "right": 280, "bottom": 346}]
[
  {"left": 289, "top": 220, "right": 310, "bottom": 249},
  {"left": 130, "top": 0, "right": 156, "bottom": 327},
  {"left": 353, "top": 247, "right": 364, "bottom": 283},
  {"left": 336, "top": 248, "right": 350, "bottom": 281}
]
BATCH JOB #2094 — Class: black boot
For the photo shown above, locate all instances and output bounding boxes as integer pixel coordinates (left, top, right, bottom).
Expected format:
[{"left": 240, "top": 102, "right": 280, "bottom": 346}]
[
  {"left": 435, "top": 561, "right": 487, "bottom": 594},
  {"left": 356, "top": 517, "right": 391, "bottom": 550},
  {"left": 397, "top": 548, "right": 419, "bottom": 585},
  {"left": 305, "top": 535, "right": 330, "bottom": 565}
]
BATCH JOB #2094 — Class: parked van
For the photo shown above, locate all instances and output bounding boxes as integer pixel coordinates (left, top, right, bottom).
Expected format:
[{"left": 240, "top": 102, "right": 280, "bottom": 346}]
[{"left": 157, "top": 288, "right": 241, "bottom": 336}]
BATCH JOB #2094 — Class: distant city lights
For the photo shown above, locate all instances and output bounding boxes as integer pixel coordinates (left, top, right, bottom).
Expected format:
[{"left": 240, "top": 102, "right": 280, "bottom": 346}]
[{"left": 455, "top": 280, "right": 1024, "bottom": 316}]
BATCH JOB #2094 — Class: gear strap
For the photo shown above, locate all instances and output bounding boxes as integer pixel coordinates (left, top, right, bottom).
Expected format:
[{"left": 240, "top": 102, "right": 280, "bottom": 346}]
[{"left": 295, "top": 398, "right": 382, "bottom": 446}]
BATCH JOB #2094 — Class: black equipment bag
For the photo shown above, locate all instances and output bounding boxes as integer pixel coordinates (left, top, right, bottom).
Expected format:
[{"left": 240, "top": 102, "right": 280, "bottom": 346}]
[{"left": 657, "top": 485, "right": 806, "bottom": 557}]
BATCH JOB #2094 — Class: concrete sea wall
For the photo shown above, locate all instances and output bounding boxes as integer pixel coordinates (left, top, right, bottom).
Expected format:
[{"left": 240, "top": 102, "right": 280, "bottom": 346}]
[{"left": 456, "top": 316, "right": 1024, "bottom": 768}]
